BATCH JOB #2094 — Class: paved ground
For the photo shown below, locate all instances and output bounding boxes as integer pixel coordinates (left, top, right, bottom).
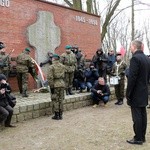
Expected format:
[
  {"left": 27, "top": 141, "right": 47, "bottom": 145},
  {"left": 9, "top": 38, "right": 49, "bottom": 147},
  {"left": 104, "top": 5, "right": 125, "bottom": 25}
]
[{"left": 1, "top": 100, "right": 150, "bottom": 150}]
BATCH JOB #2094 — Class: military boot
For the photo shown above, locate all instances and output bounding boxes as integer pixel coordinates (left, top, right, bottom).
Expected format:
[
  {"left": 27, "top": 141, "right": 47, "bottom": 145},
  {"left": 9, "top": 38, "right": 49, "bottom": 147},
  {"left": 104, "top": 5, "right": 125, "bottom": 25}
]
[
  {"left": 118, "top": 99, "right": 123, "bottom": 105},
  {"left": 59, "top": 111, "right": 63, "bottom": 120},
  {"left": 52, "top": 112, "right": 59, "bottom": 120},
  {"left": 22, "top": 90, "right": 29, "bottom": 97},
  {"left": 66, "top": 89, "right": 69, "bottom": 95},
  {"left": 68, "top": 88, "right": 74, "bottom": 95}
]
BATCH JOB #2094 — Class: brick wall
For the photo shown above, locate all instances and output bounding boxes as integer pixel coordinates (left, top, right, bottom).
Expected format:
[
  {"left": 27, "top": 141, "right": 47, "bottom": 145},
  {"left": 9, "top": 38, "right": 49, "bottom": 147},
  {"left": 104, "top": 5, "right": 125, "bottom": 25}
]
[{"left": 0, "top": 0, "right": 101, "bottom": 91}]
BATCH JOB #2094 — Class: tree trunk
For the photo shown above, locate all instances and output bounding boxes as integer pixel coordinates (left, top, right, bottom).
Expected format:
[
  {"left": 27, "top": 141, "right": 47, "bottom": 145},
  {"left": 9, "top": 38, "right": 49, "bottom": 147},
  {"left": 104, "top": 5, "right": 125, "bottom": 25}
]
[
  {"left": 101, "top": 0, "right": 122, "bottom": 42},
  {"left": 131, "top": 0, "right": 135, "bottom": 40},
  {"left": 86, "top": 0, "right": 92, "bottom": 13},
  {"left": 64, "top": 0, "right": 73, "bottom": 7},
  {"left": 73, "top": 0, "right": 82, "bottom": 10}
]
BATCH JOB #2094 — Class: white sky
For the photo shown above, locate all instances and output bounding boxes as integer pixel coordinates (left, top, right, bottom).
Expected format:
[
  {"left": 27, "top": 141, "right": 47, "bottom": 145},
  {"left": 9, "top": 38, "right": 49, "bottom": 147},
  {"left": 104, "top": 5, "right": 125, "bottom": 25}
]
[{"left": 46, "top": 0, "right": 150, "bottom": 54}]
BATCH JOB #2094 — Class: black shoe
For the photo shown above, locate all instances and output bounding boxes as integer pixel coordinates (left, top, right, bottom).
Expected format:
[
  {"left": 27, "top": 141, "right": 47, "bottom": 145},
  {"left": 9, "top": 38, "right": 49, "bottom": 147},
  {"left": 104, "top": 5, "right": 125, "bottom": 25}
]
[
  {"left": 118, "top": 101, "right": 123, "bottom": 105},
  {"left": 87, "top": 89, "right": 90, "bottom": 92},
  {"left": 66, "top": 90, "right": 69, "bottom": 95},
  {"left": 52, "top": 112, "right": 59, "bottom": 120},
  {"left": 22, "top": 93, "right": 29, "bottom": 97},
  {"left": 147, "top": 105, "right": 150, "bottom": 109},
  {"left": 115, "top": 101, "right": 119, "bottom": 105},
  {"left": 68, "top": 88, "right": 74, "bottom": 95},
  {"left": 126, "top": 138, "right": 143, "bottom": 145},
  {"left": 142, "top": 138, "right": 146, "bottom": 143},
  {"left": 59, "top": 112, "right": 63, "bottom": 120},
  {"left": 79, "top": 89, "right": 82, "bottom": 93},
  {"left": 5, "top": 124, "right": 16, "bottom": 128}
]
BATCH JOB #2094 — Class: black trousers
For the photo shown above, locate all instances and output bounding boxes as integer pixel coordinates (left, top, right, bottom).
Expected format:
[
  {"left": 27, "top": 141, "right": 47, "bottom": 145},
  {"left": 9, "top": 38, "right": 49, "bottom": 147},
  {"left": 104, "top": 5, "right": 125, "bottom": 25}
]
[
  {"left": 131, "top": 107, "right": 147, "bottom": 141},
  {"left": 0, "top": 105, "right": 13, "bottom": 125}
]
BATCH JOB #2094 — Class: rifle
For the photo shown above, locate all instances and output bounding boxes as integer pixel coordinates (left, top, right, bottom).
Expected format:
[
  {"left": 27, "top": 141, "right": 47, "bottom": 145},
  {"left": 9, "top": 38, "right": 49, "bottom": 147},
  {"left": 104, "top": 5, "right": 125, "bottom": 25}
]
[{"left": 0, "top": 49, "right": 14, "bottom": 67}]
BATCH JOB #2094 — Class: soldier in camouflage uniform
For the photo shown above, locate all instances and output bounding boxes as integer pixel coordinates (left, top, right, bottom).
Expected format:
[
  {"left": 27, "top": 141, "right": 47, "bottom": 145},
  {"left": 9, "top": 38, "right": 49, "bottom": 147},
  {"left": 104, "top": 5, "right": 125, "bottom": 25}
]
[
  {"left": 16, "top": 48, "right": 34, "bottom": 97},
  {"left": 111, "top": 53, "right": 127, "bottom": 105},
  {"left": 47, "top": 54, "right": 66, "bottom": 120},
  {"left": 0, "top": 42, "right": 10, "bottom": 77},
  {"left": 60, "top": 45, "right": 77, "bottom": 95}
]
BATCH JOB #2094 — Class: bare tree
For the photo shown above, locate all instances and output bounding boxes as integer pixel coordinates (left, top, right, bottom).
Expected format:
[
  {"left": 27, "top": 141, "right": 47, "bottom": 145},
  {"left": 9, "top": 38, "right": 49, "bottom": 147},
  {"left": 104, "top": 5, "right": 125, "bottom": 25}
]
[
  {"left": 101, "top": 0, "right": 122, "bottom": 42},
  {"left": 144, "top": 20, "right": 150, "bottom": 54},
  {"left": 64, "top": 0, "right": 82, "bottom": 10}
]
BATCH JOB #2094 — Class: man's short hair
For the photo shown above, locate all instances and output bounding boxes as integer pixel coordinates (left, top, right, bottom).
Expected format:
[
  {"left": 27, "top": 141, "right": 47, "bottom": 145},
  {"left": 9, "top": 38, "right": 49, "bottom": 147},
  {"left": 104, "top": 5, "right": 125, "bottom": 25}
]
[{"left": 132, "top": 40, "right": 143, "bottom": 50}]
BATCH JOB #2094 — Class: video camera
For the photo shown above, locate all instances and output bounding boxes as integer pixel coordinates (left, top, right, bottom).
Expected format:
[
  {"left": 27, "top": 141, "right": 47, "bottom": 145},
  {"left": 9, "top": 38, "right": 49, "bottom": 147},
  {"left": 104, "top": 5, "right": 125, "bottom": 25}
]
[
  {"left": 97, "top": 57, "right": 108, "bottom": 63},
  {"left": 0, "top": 83, "right": 7, "bottom": 89},
  {"left": 71, "top": 46, "right": 79, "bottom": 54}
]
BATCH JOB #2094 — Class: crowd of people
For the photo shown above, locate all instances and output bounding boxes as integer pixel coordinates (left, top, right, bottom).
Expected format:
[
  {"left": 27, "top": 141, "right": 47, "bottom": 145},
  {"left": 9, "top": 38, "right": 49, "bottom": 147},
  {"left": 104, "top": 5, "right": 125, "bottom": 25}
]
[{"left": 1, "top": 40, "right": 150, "bottom": 146}]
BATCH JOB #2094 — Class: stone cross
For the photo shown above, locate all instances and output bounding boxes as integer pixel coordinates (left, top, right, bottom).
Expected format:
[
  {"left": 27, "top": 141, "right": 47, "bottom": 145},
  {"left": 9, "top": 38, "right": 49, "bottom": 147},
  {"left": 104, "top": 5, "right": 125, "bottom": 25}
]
[{"left": 27, "top": 11, "right": 61, "bottom": 75}]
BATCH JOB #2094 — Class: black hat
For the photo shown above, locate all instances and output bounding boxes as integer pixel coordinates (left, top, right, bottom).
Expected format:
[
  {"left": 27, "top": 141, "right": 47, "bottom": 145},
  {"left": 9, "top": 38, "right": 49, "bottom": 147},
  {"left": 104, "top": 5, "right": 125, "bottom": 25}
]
[
  {"left": 0, "top": 74, "right": 7, "bottom": 81},
  {"left": 0, "top": 42, "right": 5, "bottom": 50}
]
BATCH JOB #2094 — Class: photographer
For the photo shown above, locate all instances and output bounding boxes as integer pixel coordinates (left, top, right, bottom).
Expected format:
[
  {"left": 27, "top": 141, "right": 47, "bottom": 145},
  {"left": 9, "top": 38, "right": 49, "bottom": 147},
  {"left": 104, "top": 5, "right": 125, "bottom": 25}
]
[
  {"left": 73, "top": 65, "right": 86, "bottom": 93},
  {"left": 40, "top": 52, "right": 53, "bottom": 67},
  {"left": 0, "top": 81, "right": 15, "bottom": 128},
  {"left": 91, "top": 77, "right": 110, "bottom": 107},
  {"left": 0, "top": 74, "right": 16, "bottom": 108},
  {"left": 92, "top": 48, "right": 108, "bottom": 81},
  {"left": 85, "top": 63, "right": 99, "bottom": 92}
]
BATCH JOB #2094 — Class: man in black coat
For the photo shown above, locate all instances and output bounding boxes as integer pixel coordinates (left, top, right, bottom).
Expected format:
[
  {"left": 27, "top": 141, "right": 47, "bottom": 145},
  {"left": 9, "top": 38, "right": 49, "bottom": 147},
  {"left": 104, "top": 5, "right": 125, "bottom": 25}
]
[
  {"left": 91, "top": 77, "right": 110, "bottom": 107},
  {"left": 126, "top": 40, "right": 150, "bottom": 145}
]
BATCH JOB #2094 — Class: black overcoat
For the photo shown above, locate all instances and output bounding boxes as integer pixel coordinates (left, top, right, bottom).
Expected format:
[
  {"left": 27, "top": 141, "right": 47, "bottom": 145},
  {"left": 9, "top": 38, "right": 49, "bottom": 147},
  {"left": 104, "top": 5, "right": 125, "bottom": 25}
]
[{"left": 126, "top": 50, "right": 150, "bottom": 107}]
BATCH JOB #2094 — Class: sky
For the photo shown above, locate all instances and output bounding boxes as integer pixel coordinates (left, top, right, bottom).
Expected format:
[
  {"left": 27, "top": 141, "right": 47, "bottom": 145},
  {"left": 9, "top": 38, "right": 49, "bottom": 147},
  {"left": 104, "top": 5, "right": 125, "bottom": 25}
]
[{"left": 46, "top": 0, "right": 150, "bottom": 54}]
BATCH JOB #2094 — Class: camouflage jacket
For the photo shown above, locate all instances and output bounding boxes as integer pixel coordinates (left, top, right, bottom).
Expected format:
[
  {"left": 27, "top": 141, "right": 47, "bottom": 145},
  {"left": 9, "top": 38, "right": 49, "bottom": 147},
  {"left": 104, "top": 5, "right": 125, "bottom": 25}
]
[
  {"left": 111, "top": 60, "right": 127, "bottom": 79},
  {"left": 47, "top": 60, "right": 66, "bottom": 88},
  {"left": 0, "top": 53, "right": 10, "bottom": 72},
  {"left": 60, "top": 52, "right": 77, "bottom": 73},
  {"left": 16, "top": 52, "right": 34, "bottom": 73}
]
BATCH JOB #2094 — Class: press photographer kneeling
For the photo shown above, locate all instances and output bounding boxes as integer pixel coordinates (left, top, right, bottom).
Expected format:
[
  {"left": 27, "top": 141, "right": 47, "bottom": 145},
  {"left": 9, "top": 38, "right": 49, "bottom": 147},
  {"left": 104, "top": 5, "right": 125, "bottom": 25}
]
[{"left": 0, "top": 74, "right": 16, "bottom": 130}]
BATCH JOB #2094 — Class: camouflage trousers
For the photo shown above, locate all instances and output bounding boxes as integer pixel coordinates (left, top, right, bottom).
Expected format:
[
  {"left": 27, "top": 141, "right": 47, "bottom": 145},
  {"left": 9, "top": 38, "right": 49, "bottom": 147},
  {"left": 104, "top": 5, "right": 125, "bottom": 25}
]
[
  {"left": 65, "top": 72, "right": 74, "bottom": 88},
  {"left": 114, "top": 79, "right": 125, "bottom": 100},
  {"left": 51, "top": 87, "right": 65, "bottom": 112},
  {"left": 17, "top": 72, "right": 29, "bottom": 93}
]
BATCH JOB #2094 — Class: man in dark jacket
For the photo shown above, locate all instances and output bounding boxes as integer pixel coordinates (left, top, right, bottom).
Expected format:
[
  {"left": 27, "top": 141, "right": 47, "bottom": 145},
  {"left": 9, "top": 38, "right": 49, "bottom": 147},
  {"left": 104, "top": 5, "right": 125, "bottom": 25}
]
[
  {"left": 126, "top": 40, "right": 150, "bottom": 145},
  {"left": 0, "top": 83, "right": 15, "bottom": 129},
  {"left": 92, "top": 48, "right": 108, "bottom": 81},
  {"left": 85, "top": 63, "right": 99, "bottom": 92},
  {"left": 91, "top": 77, "right": 110, "bottom": 107}
]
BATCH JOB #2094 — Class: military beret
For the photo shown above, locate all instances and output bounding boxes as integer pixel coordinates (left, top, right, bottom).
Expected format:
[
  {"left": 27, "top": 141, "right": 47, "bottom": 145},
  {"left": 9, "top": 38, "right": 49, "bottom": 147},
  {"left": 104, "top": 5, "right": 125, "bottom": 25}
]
[
  {"left": 65, "top": 45, "right": 72, "bottom": 50},
  {"left": 0, "top": 42, "right": 5, "bottom": 50},
  {"left": 25, "top": 47, "right": 31, "bottom": 52},
  {"left": 53, "top": 54, "right": 60, "bottom": 58}
]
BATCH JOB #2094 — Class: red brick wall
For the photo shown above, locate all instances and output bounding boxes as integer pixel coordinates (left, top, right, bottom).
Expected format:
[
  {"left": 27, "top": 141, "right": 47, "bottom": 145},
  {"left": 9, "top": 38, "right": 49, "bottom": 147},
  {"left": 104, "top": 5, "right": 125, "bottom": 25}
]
[{"left": 0, "top": 0, "right": 101, "bottom": 91}]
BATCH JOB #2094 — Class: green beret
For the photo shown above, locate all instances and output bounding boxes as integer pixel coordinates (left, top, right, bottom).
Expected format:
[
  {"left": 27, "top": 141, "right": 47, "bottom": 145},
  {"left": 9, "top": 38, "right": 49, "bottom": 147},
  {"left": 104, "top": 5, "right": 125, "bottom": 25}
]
[
  {"left": 65, "top": 45, "right": 72, "bottom": 50},
  {"left": 25, "top": 47, "right": 31, "bottom": 52},
  {"left": 53, "top": 54, "right": 60, "bottom": 58}
]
